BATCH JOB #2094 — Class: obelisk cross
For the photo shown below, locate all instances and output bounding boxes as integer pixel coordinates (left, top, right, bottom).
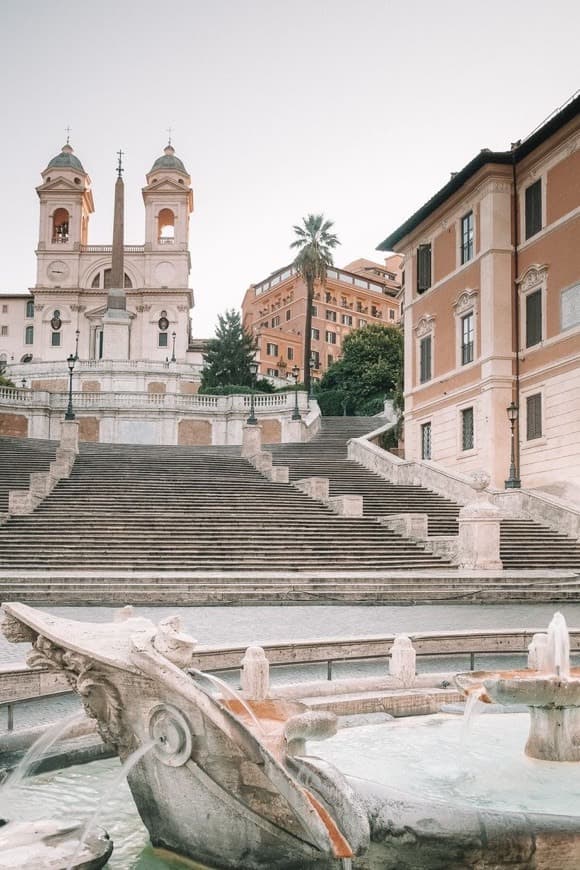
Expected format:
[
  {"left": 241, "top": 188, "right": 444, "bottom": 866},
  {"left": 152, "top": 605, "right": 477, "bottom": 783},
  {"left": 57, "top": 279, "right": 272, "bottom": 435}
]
[{"left": 116, "top": 149, "right": 124, "bottom": 178}]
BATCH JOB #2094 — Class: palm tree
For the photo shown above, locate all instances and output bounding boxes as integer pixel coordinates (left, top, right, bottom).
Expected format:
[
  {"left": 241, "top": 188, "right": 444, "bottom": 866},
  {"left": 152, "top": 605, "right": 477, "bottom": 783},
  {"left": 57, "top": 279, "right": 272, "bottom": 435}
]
[{"left": 291, "top": 214, "right": 340, "bottom": 394}]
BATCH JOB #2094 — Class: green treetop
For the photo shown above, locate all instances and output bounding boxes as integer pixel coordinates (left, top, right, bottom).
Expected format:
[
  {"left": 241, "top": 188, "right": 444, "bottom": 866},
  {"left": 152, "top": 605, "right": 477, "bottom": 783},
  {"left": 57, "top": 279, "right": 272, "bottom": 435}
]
[{"left": 201, "top": 309, "right": 257, "bottom": 391}]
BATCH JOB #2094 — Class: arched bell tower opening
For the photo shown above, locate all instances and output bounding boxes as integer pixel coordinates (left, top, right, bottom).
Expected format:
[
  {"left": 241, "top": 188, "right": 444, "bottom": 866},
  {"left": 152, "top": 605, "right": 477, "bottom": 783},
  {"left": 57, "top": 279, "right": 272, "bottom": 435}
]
[
  {"left": 142, "top": 144, "right": 193, "bottom": 258},
  {"left": 52, "top": 208, "right": 70, "bottom": 244},
  {"left": 158, "top": 208, "right": 175, "bottom": 244}
]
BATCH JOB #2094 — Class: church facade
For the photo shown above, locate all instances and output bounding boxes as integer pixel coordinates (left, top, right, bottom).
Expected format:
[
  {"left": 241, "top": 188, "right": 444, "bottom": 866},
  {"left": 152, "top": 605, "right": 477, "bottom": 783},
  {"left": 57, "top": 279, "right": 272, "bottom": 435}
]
[{"left": 0, "top": 141, "right": 201, "bottom": 384}]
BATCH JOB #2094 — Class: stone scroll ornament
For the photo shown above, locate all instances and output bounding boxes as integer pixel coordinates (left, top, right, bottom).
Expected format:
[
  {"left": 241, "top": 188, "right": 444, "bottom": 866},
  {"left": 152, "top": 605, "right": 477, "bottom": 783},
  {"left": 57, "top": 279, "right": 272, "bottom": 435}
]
[{"left": 25, "top": 635, "right": 130, "bottom": 752}]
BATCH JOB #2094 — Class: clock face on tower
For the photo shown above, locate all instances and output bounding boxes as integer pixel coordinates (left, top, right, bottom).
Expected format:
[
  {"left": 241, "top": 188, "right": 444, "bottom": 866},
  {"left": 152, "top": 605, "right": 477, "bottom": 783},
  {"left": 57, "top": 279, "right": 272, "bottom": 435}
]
[{"left": 47, "top": 260, "right": 69, "bottom": 282}]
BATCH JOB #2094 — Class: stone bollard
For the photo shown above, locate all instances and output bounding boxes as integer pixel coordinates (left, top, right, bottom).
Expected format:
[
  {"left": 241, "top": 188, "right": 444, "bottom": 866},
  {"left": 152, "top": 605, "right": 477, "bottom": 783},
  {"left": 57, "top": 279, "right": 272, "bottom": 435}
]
[
  {"left": 241, "top": 646, "right": 270, "bottom": 701},
  {"left": 241, "top": 423, "right": 262, "bottom": 459},
  {"left": 60, "top": 419, "right": 80, "bottom": 454},
  {"left": 327, "top": 494, "right": 363, "bottom": 517},
  {"left": 252, "top": 451, "right": 273, "bottom": 475},
  {"left": 293, "top": 477, "right": 330, "bottom": 501},
  {"left": 457, "top": 471, "right": 502, "bottom": 570},
  {"left": 528, "top": 633, "right": 548, "bottom": 671},
  {"left": 389, "top": 634, "right": 416, "bottom": 687}
]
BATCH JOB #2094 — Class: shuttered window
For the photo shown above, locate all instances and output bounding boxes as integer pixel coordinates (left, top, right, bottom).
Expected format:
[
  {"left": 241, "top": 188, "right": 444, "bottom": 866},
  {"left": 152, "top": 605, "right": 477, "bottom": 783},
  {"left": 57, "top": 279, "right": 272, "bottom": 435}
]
[
  {"left": 461, "top": 212, "right": 474, "bottom": 264},
  {"left": 419, "top": 335, "right": 432, "bottom": 383},
  {"left": 526, "top": 290, "right": 542, "bottom": 347},
  {"left": 526, "top": 393, "right": 542, "bottom": 440},
  {"left": 417, "top": 244, "right": 432, "bottom": 294},
  {"left": 421, "top": 422, "right": 432, "bottom": 460},
  {"left": 525, "top": 180, "right": 542, "bottom": 239},
  {"left": 461, "top": 407, "right": 474, "bottom": 450}
]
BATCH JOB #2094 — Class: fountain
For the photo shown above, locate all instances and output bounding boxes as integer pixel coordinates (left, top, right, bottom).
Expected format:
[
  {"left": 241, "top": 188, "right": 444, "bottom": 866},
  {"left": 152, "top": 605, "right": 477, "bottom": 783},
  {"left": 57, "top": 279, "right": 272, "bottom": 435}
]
[
  {"left": 3, "top": 603, "right": 580, "bottom": 869},
  {"left": 456, "top": 611, "right": 580, "bottom": 761}
]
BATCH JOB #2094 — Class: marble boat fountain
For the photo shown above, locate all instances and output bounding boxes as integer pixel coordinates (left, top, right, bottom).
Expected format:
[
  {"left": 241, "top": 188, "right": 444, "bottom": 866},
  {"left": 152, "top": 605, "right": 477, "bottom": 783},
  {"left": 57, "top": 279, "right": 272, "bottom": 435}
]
[{"left": 3, "top": 603, "right": 580, "bottom": 869}]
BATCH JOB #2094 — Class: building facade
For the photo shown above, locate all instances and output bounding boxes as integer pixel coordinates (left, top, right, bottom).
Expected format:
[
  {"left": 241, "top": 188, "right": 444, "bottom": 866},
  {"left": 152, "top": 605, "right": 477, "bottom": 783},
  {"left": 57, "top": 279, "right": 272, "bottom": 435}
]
[
  {"left": 0, "top": 141, "right": 201, "bottom": 381},
  {"left": 242, "top": 256, "right": 401, "bottom": 381},
  {"left": 378, "top": 94, "right": 580, "bottom": 495}
]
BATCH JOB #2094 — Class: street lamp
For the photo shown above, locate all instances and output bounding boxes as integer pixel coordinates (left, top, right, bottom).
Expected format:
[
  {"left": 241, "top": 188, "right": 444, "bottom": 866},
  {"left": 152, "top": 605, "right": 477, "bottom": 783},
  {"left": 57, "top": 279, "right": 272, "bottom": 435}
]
[
  {"left": 291, "top": 364, "right": 301, "bottom": 421},
  {"left": 308, "top": 353, "right": 317, "bottom": 402},
  {"left": 247, "top": 360, "right": 259, "bottom": 424},
  {"left": 171, "top": 331, "right": 176, "bottom": 363},
  {"left": 74, "top": 329, "right": 80, "bottom": 360},
  {"left": 65, "top": 353, "right": 76, "bottom": 421},
  {"left": 504, "top": 401, "right": 521, "bottom": 489}
]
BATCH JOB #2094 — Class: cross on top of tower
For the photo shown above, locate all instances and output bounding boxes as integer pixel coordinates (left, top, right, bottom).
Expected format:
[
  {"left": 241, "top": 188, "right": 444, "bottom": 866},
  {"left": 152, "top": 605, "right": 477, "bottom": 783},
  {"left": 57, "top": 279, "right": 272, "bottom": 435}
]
[
  {"left": 116, "top": 149, "right": 124, "bottom": 178},
  {"left": 65, "top": 125, "right": 72, "bottom": 145},
  {"left": 166, "top": 126, "right": 173, "bottom": 146}
]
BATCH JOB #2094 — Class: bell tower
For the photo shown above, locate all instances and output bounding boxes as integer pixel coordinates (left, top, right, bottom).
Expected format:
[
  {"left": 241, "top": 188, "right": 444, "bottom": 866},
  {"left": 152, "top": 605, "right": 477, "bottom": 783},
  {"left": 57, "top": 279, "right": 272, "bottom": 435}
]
[
  {"left": 35, "top": 141, "right": 94, "bottom": 289},
  {"left": 142, "top": 143, "right": 193, "bottom": 288}
]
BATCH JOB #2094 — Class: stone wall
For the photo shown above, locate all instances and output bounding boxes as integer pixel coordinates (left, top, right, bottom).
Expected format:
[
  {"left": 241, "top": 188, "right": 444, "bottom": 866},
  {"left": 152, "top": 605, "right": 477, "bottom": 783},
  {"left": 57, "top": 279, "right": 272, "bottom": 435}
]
[
  {"left": 78, "top": 416, "right": 100, "bottom": 442},
  {"left": 0, "top": 413, "right": 28, "bottom": 437},
  {"left": 261, "top": 418, "right": 281, "bottom": 443},
  {"left": 178, "top": 418, "right": 212, "bottom": 446}
]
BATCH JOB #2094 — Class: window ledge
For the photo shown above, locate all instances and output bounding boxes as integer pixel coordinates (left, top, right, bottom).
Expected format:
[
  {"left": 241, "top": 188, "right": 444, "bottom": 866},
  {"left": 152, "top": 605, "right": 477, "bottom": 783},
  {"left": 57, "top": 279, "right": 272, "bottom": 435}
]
[
  {"left": 457, "top": 448, "right": 478, "bottom": 459},
  {"left": 521, "top": 436, "right": 547, "bottom": 449}
]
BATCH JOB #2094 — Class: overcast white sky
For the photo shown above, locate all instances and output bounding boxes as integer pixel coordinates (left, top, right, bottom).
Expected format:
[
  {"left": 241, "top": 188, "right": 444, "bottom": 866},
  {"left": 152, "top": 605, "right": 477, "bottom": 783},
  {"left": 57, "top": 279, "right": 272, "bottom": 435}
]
[{"left": 0, "top": 0, "right": 578, "bottom": 337}]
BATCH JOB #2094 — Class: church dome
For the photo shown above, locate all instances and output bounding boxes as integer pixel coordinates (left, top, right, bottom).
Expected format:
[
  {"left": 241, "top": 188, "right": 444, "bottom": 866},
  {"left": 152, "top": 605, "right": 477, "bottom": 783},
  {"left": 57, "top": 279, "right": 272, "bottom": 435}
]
[
  {"left": 150, "top": 144, "right": 188, "bottom": 174},
  {"left": 47, "top": 143, "right": 85, "bottom": 172}
]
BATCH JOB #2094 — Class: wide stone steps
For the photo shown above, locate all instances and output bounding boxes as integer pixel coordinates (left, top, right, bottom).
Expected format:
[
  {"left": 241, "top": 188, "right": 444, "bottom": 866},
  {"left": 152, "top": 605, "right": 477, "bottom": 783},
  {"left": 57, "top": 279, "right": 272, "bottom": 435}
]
[{"left": 0, "top": 436, "right": 58, "bottom": 510}]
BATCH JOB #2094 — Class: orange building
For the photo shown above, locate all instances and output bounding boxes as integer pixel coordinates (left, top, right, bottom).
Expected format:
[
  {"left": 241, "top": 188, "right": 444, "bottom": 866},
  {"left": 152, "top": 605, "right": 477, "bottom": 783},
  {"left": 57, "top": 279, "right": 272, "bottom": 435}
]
[
  {"left": 377, "top": 93, "right": 580, "bottom": 495},
  {"left": 242, "top": 256, "right": 401, "bottom": 381}
]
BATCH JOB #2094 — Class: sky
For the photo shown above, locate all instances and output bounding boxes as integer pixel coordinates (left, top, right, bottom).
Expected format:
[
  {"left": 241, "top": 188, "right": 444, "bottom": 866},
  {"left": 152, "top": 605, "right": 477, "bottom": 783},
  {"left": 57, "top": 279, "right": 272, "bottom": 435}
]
[{"left": 0, "top": 0, "right": 578, "bottom": 338}]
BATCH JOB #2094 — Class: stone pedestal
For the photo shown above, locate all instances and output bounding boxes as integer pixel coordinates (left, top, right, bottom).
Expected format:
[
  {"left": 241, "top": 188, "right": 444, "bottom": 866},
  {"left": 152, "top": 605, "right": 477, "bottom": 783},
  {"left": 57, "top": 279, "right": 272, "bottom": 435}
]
[
  {"left": 328, "top": 495, "right": 363, "bottom": 517},
  {"left": 102, "top": 309, "right": 131, "bottom": 361},
  {"left": 60, "top": 419, "right": 80, "bottom": 454},
  {"left": 241, "top": 423, "right": 262, "bottom": 458},
  {"left": 241, "top": 646, "right": 270, "bottom": 701},
  {"left": 457, "top": 471, "right": 502, "bottom": 570},
  {"left": 294, "top": 477, "right": 329, "bottom": 501},
  {"left": 389, "top": 635, "right": 416, "bottom": 687}
]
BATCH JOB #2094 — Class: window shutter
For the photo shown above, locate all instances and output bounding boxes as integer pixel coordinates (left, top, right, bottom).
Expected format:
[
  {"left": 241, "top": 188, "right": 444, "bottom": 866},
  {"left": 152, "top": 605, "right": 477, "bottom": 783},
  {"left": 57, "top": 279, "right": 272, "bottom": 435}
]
[
  {"left": 420, "top": 335, "right": 432, "bottom": 383},
  {"left": 526, "top": 393, "right": 542, "bottom": 440},
  {"left": 461, "top": 407, "right": 474, "bottom": 450},
  {"left": 526, "top": 290, "right": 542, "bottom": 347},
  {"left": 525, "top": 181, "right": 542, "bottom": 239},
  {"left": 417, "top": 245, "right": 432, "bottom": 293}
]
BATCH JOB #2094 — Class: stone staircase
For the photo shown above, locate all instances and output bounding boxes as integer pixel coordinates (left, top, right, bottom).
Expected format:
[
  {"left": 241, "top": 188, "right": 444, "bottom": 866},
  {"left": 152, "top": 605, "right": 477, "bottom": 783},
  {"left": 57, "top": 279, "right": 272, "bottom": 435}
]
[
  {"left": 0, "top": 436, "right": 58, "bottom": 512},
  {"left": 269, "top": 417, "right": 580, "bottom": 572},
  {"left": 0, "top": 438, "right": 449, "bottom": 572}
]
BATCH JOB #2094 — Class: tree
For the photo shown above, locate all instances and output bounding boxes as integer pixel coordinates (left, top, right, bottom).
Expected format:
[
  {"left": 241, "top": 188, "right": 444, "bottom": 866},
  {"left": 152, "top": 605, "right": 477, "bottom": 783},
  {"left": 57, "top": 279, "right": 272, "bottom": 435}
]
[
  {"left": 291, "top": 214, "right": 340, "bottom": 394},
  {"left": 201, "top": 309, "right": 257, "bottom": 391},
  {"left": 316, "top": 323, "right": 403, "bottom": 416}
]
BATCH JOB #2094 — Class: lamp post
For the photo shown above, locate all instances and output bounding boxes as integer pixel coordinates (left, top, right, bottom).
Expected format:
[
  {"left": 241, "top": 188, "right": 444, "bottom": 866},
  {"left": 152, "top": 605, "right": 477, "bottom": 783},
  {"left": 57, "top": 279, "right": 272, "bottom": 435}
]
[
  {"left": 247, "top": 360, "right": 259, "bottom": 424},
  {"left": 504, "top": 401, "right": 521, "bottom": 489},
  {"left": 291, "top": 364, "right": 302, "bottom": 421},
  {"left": 308, "top": 353, "right": 317, "bottom": 402},
  {"left": 65, "top": 353, "right": 76, "bottom": 421},
  {"left": 171, "top": 331, "right": 176, "bottom": 363},
  {"left": 74, "top": 329, "right": 80, "bottom": 360}
]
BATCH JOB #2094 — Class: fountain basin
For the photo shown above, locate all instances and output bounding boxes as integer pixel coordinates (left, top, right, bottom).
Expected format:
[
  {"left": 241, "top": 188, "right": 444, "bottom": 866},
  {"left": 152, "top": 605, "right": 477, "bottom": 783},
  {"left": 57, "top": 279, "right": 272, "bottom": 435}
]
[{"left": 0, "top": 819, "right": 112, "bottom": 869}]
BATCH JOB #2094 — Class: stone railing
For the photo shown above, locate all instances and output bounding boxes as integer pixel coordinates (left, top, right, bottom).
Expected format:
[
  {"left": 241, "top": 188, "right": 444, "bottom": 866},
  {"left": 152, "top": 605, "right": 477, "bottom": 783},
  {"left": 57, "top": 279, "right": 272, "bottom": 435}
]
[
  {"left": 7, "top": 359, "right": 204, "bottom": 380},
  {"left": 0, "top": 387, "right": 311, "bottom": 415},
  {"left": 350, "top": 421, "right": 580, "bottom": 540},
  {"left": 79, "top": 244, "right": 145, "bottom": 253}
]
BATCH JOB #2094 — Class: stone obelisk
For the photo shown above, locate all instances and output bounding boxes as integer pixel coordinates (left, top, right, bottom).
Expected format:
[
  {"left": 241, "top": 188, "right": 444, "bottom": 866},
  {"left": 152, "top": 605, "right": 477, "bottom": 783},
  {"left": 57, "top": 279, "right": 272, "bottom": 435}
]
[{"left": 102, "top": 151, "right": 131, "bottom": 360}]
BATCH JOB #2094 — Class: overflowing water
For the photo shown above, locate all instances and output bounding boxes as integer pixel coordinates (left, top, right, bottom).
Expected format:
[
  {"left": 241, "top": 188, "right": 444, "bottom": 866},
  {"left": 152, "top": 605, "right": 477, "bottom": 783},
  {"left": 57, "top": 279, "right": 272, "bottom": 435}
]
[
  {"left": 0, "top": 711, "right": 84, "bottom": 796},
  {"left": 311, "top": 713, "right": 580, "bottom": 816},
  {"left": 460, "top": 686, "right": 485, "bottom": 748},
  {"left": 188, "top": 668, "right": 267, "bottom": 736},
  {"left": 65, "top": 740, "right": 156, "bottom": 870},
  {"left": 545, "top": 611, "right": 571, "bottom": 677}
]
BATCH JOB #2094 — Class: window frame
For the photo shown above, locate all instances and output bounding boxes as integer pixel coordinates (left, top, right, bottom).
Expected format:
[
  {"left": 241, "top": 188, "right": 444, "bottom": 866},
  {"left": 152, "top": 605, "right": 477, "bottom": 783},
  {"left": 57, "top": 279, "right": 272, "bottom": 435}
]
[
  {"left": 25, "top": 325, "right": 34, "bottom": 345},
  {"left": 460, "top": 211, "right": 474, "bottom": 264},
  {"left": 325, "top": 330, "right": 337, "bottom": 345},
  {"left": 416, "top": 243, "right": 432, "bottom": 294},
  {"left": 266, "top": 342, "right": 278, "bottom": 356},
  {"left": 525, "top": 392, "right": 543, "bottom": 441},
  {"left": 419, "top": 334, "right": 432, "bottom": 384},
  {"left": 51, "top": 330, "right": 61, "bottom": 347},
  {"left": 460, "top": 312, "right": 474, "bottom": 365},
  {"left": 421, "top": 421, "right": 432, "bottom": 460},
  {"left": 524, "top": 179, "right": 542, "bottom": 240},
  {"left": 460, "top": 406, "right": 475, "bottom": 452}
]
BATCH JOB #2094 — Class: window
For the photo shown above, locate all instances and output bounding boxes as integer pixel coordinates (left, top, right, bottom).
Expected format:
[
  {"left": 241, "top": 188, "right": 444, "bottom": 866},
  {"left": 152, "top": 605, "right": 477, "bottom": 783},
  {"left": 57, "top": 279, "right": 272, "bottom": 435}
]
[
  {"left": 419, "top": 335, "right": 432, "bottom": 383},
  {"left": 417, "top": 244, "right": 432, "bottom": 293},
  {"left": 341, "top": 314, "right": 353, "bottom": 326},
  {"left": 1, "top": 304, "right": 7, "bottom": 313},
  {"left": 51, "top": 331, "right": 61, "bottom": 346},
  {"left": 526, "top": 393, "right": 542, "bottom": 440},
  {"left": 326, "top": 309, "right": 337, "bottom": 322},
  {"left": 52, "top": 208, "right": 70, "bottom": 243},
  {"left": 311, "top": 328, "right": 320, "bottom": 340},
  {"left": 341, "top": 296, "right": 348, "bottom": 307},
  {"left": 461, "top": 407, "right": 474, "bottom": 450},
  {"left": 287, "top": 347, "right": 294, "bottom": 361},
  {"left": 311, "top": 351, "right": 320, "bottom": 368},
  {"left": 421, "top": 422, "right": 432, "bottom": 460},
  {"left": 311, "top": 305, "right": 318, "bottom": 316},
  {"left": 525, "top": 180, "right": 542, "bottom": 239},
  {"left": 461, "top": 212, "right": 474, "bottom": 264},
  {"left": 325, "top": 331, "right": 337, "bottom": 344},
  {"left": 526, "top": 289, "right": 542, "bottom": 347},
  {"left": 271, "top": 315, "right": 280, "bottom": 327},
  {"left": 1, "top": 325, "right": 7, "bottom": 336},
  {"left": 266, "top": 367, "right": 279, "bottom": 377},
  {"left": 266, "top": 342, "right": 278, "bottom": 356},
  {"left": 358, "top": 318, "right": 367, "bottom": 328},
  {"left": 26, "top": 300, "right": 34, "bottom": 318},
  {"left": 389, "top": 309, "right": 395, "bottom": 321},
  {"left": 461, "top": 313, "right": 474, "bottom": 364},
  {"left": 25, "top": 325, "right": 34, "bottom": 345},
  {"left": 327, "top": 354, "right": 334, "bottom": 366},
  {"left": 158, "top": 332, "right": 168, "bottom": 347},
  {"left": 285, "top": 309, "right": 291, "bottom": 321}
]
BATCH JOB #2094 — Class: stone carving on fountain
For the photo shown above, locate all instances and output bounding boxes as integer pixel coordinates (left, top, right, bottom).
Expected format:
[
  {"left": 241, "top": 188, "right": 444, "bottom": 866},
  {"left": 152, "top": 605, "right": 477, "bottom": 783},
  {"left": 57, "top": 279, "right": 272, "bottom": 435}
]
[{"left": 1, "top": 603, "right": 368, "bottom": 870}]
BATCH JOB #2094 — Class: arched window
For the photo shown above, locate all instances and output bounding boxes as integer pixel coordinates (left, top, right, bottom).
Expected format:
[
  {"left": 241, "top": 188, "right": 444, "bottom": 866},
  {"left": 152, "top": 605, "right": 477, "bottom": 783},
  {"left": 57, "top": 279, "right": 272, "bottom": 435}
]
[
  {"left": 25, "top": 325, "right": 34, "bottom": 345},
  {"left": 91, "top": 269, "right": 133, "bottom": 289},
  {"left": 52, "top": 208, "right": 70, "bottom": 244},
  {"left": 158, "top": 209, "right": 175, "bottom": 244},
  {"left": 26, "top": 300, "right": 34, "bottom": 318}
]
